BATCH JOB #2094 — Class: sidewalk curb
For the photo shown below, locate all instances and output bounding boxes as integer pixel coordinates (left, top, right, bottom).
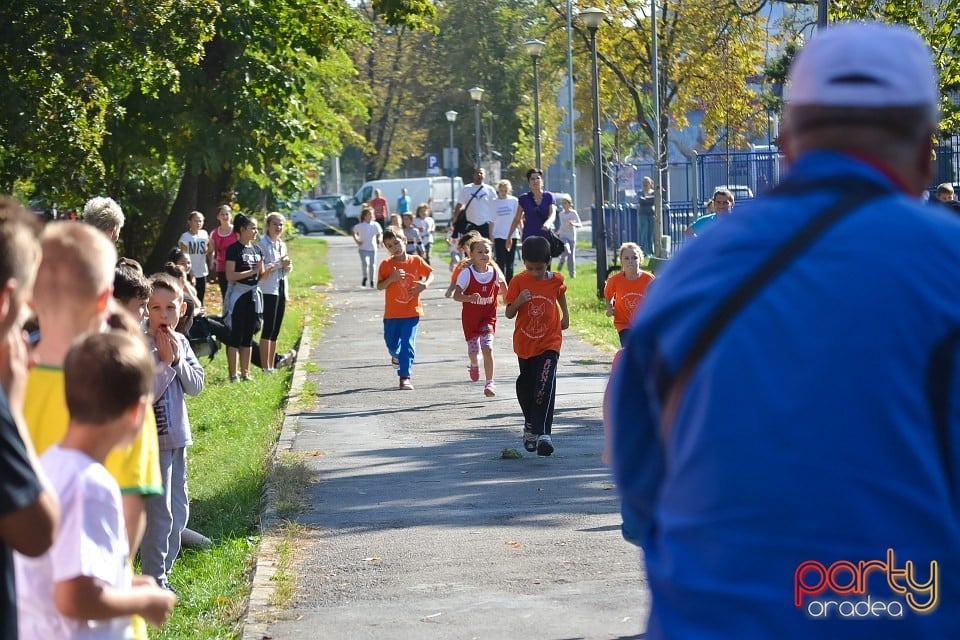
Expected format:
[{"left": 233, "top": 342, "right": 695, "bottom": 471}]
[{"left": 241, "top": 322, "right": 314, "bottom": 640}]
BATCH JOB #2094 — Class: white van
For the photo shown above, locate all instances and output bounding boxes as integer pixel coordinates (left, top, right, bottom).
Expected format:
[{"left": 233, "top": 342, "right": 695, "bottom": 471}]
[{"left": 342, "top": 177, "right": 464, "bottom": 227}]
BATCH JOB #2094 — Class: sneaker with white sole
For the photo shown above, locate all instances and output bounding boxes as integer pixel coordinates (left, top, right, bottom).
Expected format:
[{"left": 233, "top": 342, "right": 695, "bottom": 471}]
[
  {"left": 536, "top": 434, "right": 554, "bottom": 457},
  {"left": 399, "top": 377, "right": 414, "bottom": 390},
  {"left": 468, "top": 364, "right": 480, "bottom": 382},
  {"left": 522, "top": 431, "right": 538, "bottom": 452},
  {"left": 391, "top": 356, "right": 400, "bottom": 369},
  {"left": 276, "top": 349, "right": 297, "bottom": 369},
  {"left": 484, "top": 380, "right": 496, "bottom": 397}
]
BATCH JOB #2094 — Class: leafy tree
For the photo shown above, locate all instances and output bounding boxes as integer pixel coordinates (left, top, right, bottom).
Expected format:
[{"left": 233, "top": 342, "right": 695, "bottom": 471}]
[
  {"left": 0, "top": 0, "right": 217, "bottom": 197},
  {"left": 823, "top": 0, "right": 960, "bottom": 134}
]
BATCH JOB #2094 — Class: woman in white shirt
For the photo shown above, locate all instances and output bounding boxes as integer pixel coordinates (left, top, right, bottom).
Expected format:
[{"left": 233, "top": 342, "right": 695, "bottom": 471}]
[{"left": 490, "top": 179, "right": 520, "bottom": 283}]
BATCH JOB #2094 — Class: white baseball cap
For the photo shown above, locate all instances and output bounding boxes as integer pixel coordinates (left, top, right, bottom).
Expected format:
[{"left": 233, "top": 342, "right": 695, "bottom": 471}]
[{"left": 786, "top": 22, "right": 938, "bottom": 112}]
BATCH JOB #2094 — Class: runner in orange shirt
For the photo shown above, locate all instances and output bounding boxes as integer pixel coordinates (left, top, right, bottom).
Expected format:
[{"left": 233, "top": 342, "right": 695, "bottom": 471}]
[
  {"left": 603, "top": 242, "right": 655, "bottom": 346},
  {"left": 504, "top": 236, "right": 569, "bottom": 456},
  {"left": 377, "top": 228, "right": 434, "bottom": 390}
]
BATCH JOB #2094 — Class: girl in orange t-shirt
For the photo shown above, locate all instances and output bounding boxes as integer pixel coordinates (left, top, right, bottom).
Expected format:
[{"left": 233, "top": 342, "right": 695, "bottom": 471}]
[
  {"left": 504, "top": 236, "right": 569, "bottom": 457},
  {"left": 377, "top": 228, "right": 434, "bottom": 390},
  {"left": 452, "top": 238, "right": 506, "bottom": 396},
  {"left": 604, "top": 242, "right": 655, "bottom": 346}
]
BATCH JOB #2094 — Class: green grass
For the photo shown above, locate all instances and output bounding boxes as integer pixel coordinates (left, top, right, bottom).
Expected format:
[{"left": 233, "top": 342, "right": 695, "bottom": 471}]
[{"left": 150, "top": 237, "right": 330, "bottom": 639}]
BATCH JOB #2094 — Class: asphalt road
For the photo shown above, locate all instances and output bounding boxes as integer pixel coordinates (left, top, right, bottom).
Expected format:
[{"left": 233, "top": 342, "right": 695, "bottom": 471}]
[{"left": 243, "top": 235, "right": 648, "bottom": 640}]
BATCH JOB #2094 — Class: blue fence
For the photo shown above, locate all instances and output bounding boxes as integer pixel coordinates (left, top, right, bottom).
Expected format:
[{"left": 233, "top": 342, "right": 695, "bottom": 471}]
[{"left": 595, "top": 136, "right": 960, "bottom": 258}]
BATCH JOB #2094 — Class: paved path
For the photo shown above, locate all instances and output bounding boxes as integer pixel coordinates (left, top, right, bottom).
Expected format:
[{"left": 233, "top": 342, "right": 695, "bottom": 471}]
[{"left": 243, "top": 236, "right": 648, "bottom": 640}]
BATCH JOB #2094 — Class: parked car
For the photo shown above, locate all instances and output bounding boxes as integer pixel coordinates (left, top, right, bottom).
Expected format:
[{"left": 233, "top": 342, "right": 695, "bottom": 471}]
[{"left": 287, "top": 196, "right": 349, "bottom": 235}]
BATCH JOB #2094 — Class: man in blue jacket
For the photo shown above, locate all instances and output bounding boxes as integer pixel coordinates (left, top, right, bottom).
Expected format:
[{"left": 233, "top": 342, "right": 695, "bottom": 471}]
[{"left": 609, "top": 22, "right": 960, "bottom": 639}]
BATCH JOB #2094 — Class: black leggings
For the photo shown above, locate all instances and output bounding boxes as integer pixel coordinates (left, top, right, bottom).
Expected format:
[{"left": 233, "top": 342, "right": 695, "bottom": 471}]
[
  {"left": 494, "top": 238, "right": 517, "bottom": 283},
  {"left": 261, "top": 286, "right": 286, "bottom": 341},
  {"left": 195, "top": 276, "right": 206, "bottom": 306},
  {"left": 225, "top": 291, "right": 258, "bottom": 348},
  {"left": 516, "top": 350, "right": 559, "bottom": 436}
]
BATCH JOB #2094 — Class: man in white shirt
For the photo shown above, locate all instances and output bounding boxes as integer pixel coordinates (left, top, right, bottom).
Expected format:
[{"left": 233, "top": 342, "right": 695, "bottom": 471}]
[{"left": 451, "top": 167, "right": 496, "bottom": 239}]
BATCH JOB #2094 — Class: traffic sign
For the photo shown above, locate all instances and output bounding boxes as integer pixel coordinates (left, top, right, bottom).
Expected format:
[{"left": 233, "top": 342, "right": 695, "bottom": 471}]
[{"left": 426, "top": 153, "right": 440, "bottom": 176}]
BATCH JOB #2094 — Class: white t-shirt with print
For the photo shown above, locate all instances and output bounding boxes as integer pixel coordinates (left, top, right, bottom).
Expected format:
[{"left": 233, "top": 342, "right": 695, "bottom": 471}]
[
  {"left": 16, "top": 446, "right": 131, "bottom": 640},
  {"left": 456, "top": 183, "right": 497, "bottom": 226},
  {"left": 491, "top": 196, "right": 520, "bottom": 240}
]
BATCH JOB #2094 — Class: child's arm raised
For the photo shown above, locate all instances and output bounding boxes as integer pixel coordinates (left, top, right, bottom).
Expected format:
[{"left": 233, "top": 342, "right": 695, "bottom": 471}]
[
  {"left": 172, "top": 333, "right": 205, "bottom": 396},
  {"left": 54, "top": 575, "right": 176, "bottom": 629},
  {"left": 504, "top": 289, "right": 531, "bottom": 319}
]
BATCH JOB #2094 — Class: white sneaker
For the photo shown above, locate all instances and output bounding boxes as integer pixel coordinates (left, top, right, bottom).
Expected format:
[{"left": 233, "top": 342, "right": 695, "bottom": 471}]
[{"left": 536, "top": 434, "right": 554, "bottom": 457}]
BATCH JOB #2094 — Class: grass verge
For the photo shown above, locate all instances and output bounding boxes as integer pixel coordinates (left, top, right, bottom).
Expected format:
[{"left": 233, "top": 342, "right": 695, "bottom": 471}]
[{"left": 149, "top": 236, "right": 330, "bottom": 639}]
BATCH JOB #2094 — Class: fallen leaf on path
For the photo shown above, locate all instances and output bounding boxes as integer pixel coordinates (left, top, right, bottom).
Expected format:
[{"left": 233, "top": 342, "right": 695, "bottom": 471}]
[
  {"left": 362, "top": 556, "right": 381, "bottom": 562},
  {"left": 505, "top": 540, "right": 522, "bottom": 549}
]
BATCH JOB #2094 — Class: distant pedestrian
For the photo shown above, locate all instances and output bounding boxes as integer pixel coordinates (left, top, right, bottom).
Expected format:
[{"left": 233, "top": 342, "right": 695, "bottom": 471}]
[
  {"left": 258, "top": 212, "right": 292, "bottom": 374},
  {"left": 491, "top": 179, "right": 520, "bottom": 283},
  {"left": 178, "top": 211, "right": 210, "bottom": 305},
  {"left": 396, "top": 188, "right": 411, "bottom": 215},
  {"left": 603, "top": 242, "right": 654, "bottom": 346},
  {"left": 369, "top": 189, "right": 390, "bottom": 229},
  {"left": 636, "top": 177, "right": 655, "bottom": 255},
  {"left": 451, "top": 237, "right": 506, "bottom": 396},
  {"left": 505, "top": 235, "right": 569, "bottom": 456},
  {"left": 377, "top": 228, "right": 434, "bottom": 391},
  {"left": 413, "top": 204, "right": 435, "bottom": 264},
  {"left": 506, "top": 168, "right": 557, "bottom": 262},
  {"left": 451, "top": 167, "right": 495, "bottom": 239},
  {"left": 223, "top": 214, "right": 264, "bottom": 382},
  {"left": 210, "top": 205, "right": 238, "bottom": 304},
  {"left": 556, "top": 196, "right": 582, "bottom": 278},
  {"left": 352, "top": 206, "right": 382, "bottom": 288}
]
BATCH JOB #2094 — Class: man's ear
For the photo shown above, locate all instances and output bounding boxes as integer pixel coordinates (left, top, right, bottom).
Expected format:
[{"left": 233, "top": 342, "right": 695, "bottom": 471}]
[
  {"left": 95, "top": 286, "right": 112, "bottom": 315},
  {"left": 0, "top": 280, "right": 13, "bottom": 326}
]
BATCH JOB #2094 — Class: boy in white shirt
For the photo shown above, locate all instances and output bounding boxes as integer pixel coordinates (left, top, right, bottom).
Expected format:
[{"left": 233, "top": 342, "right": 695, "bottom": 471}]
[{"left": 15, "top": 331, "right": 176, "bottom": 639}]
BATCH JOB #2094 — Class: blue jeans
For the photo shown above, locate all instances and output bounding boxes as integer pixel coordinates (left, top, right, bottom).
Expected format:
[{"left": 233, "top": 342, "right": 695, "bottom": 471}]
[
  {"left": 383, "top": 317, "right": 420, "bottom": 378},
  {"left": 638, "top": 215, "right": 656, "bottom": 256}
]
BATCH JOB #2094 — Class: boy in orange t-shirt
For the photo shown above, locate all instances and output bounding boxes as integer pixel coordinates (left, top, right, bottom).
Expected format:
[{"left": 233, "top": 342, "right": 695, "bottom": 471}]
[
  {"left": 377, "top": 228, "right": 434, "bottom": 390},
  {"left": 504, "top": 236, "right": 569, "bottom": 456}
]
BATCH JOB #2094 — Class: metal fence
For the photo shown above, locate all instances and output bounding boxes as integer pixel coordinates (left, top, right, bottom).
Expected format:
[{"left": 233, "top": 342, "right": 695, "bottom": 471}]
[{"left": 595, "top": 136, "right": 960, "bottom": 257}]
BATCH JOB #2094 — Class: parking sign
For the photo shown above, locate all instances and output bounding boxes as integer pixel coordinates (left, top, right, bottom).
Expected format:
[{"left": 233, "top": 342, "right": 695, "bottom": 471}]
[{"left": 426, "top": 153, "right": 440, "bottom": 176}]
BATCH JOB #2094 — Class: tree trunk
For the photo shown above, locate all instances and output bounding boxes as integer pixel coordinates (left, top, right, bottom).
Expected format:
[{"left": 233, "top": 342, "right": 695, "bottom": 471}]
[{"left": 145, "top": 162, "right": 233, "bottom": 272}]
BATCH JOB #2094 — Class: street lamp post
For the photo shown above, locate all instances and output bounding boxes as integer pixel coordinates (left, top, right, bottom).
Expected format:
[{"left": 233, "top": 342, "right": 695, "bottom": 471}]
[
  {"left": 445, "top": 110, "right": 458, "bottom": 217},
  {"left": 468, "top": 87, "right": 484, "bottom": 169},
  {"left": 580, "top": 7, "right": 607, "bottom": 299},
  {"left": 524, "top": 39, "right": 546, "bottom": 170}
]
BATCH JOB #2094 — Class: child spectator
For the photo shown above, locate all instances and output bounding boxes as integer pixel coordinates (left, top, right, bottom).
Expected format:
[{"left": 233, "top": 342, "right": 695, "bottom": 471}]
[
  {"left": 0, "top": 198, "right": 59, "bottom": 640},
  {"left": 401, "top": 212, "right": 424, "bottom": 257},
  {"left": 413, "top": 204, "right": 435, "bottom": 264},
  {"left": 140, "top": 274, "right": 205, "bottom": 593},
  {"left": 223, "top": 214, "right": 264, "bottom": 382},
  {"left": 353, "top": 205, "right": 382, "bottom": 288},
  {"left": 16, "top": 332, "right": 176, "bottom": 638},
  {"left": 556, "top": 196, "right": 582, "bottom": 278},
  {"left": 377, "top": 228, "right": 434, "bottom": 390},
  {"left": 210, "top": 205, "right": 238, "bottom": 304},
  {"left": 604, "top": 242, "right": 655, "bottom": 346},
  {"left": 504, "top": 235, "right": 570, "bottom": 456},
  {"left": 452, "top": 237, "right": 506, "bottom": 396},
  {"left": 258, "top": 212, "right": 292, "bottom": 374},
  {"left": 24, "top": 222, "right": 163, "bottom": 640},
  {"left": 178, "top": 211, "right": 210, "bottom": 305},
  {"left": 113, "top": 263, "right": 152, "bottom": 327}
]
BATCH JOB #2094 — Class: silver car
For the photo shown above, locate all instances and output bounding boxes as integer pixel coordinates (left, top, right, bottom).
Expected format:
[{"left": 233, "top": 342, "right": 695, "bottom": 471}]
[{"left": 288, "top": 196, "right": 348, "bottom": 235}]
